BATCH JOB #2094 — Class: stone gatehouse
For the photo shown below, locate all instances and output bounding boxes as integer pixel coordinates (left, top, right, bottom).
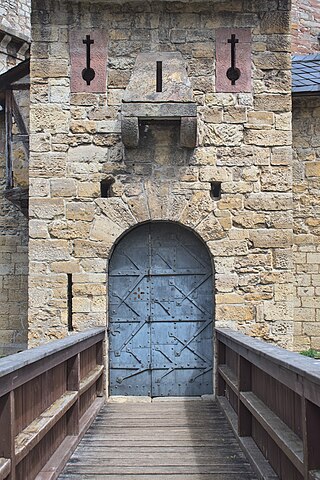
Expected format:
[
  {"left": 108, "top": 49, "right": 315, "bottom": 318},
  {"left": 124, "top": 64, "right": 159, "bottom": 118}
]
[
  {"left": 27, "top": 0, "right": 293, "bottom": 363},
  {"left": 1, "top": 0, "right": 320, "bottom": 384}
]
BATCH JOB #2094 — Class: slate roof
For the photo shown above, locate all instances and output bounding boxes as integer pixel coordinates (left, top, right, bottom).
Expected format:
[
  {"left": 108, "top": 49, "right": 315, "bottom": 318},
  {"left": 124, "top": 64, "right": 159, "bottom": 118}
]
[{"left": 292, "top": 54, "right": 320, "bottom": 95}]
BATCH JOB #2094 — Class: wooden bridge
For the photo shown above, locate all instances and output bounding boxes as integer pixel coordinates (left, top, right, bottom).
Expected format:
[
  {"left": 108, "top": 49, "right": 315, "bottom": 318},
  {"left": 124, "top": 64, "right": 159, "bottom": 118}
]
[{"left": 1, "top": 327, "right": 320, "bottom": 480}]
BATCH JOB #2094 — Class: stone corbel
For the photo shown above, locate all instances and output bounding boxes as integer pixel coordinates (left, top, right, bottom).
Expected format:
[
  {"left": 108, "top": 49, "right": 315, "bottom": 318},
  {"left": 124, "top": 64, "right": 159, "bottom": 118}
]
[{"left": 121, "top": 52, "right": 197, "bottom": 149}]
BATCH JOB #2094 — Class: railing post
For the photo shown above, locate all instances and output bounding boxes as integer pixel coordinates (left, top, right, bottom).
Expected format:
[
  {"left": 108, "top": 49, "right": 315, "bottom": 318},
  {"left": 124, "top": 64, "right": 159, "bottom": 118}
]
[
  {"left": 302, "top": 396, "right": 320, "bottom": 479},
  {"left": 96, "top": 339, "right": 104, "bottom": 397},
  {"left": 238, "top": 356, "right": 252, "bottom": 437},
  {"left": 0, "top": 390, "right": 15, "bottom": 480},
  {"left": 216, "top": 338, "right": 226, "bottom": 396},
  {"left": 66, "top": 354, "right": 80, "bottom": 435}
]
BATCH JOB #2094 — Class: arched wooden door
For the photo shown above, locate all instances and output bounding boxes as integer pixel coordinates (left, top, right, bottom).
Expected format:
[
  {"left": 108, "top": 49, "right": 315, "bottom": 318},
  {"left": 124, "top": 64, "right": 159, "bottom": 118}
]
[{"left": 108, "top": 223, "right": 213, "bottom": 397}]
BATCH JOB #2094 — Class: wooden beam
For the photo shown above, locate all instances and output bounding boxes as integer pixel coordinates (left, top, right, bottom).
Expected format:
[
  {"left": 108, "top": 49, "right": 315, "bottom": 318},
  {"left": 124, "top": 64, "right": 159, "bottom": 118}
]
[
  {"left": 0, "top": 458, "right": 11, "bottom": 480},
  {"left": 240, "top": 391, "right": 303, "bottom": 474},
  {"left": 0, "top": 391, "right": 15, "bottom": 480},
  {"left": 11, "top": 93, "right": 28, "bottom": 135},
  {"left": 238, "top": 356, "right": 252, "bottom": 437},
  {"left": 5, "top": 90, "right": 13, "bottom": 189},
  {"left": 303, "top": 398, "right": 320, "bottom": 475},
  {"left": 0, "top": 329, "right": 105, "bottom": 397},
  {"left": 67, "top": 355, "right": 80, "bottom": 436}
]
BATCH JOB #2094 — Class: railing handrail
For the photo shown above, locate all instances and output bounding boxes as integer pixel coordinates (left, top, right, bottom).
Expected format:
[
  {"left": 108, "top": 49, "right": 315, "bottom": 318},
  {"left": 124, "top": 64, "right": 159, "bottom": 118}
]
[
  {"left": 0, "top": 328, "right": 105, "bottom": 480},
  {"left": 0, "top": 328, "right": 105, "bottom": 377},
  {"left": 0, "top": 328, "right": 105, "bottom": 397},
  {"left": 216, "top": 327, "right": 320, "bottom": 479},
  {"left": 216, "top": 327, "right": 320, "bottom": 386}
]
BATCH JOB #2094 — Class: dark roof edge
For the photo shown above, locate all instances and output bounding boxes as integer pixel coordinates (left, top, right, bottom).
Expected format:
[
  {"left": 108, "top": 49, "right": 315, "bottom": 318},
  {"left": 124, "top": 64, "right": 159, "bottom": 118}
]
[
  {"left": 0, "top": 59, "right": 30, "bottom": 91},
  {"left": 0, "top": 25, "right": 30, "bottom": 44}
]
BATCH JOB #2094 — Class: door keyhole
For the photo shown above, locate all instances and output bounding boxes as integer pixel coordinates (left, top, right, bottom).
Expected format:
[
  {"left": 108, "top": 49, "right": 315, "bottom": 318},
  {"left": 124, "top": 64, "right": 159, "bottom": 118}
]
[{"left": 156, "top": 61, "right": 163, "bottom": 92}]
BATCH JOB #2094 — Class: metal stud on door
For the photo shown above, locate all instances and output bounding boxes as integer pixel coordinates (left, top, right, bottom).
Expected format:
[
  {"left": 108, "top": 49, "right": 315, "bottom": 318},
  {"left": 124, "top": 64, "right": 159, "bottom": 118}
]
[{"left": 109, "top": 223, "right": 213, "bottom": 397}]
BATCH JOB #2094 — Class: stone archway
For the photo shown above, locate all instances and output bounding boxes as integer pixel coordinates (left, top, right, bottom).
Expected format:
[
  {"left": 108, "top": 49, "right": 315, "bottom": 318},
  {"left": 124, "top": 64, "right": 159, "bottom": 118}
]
[{"left": 108, "top": 222, "right": 214, "bottom": 397}]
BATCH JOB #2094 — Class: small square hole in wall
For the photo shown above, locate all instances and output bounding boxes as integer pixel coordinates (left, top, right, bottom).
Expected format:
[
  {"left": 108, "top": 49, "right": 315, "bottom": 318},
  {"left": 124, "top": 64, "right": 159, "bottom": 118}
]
[
  {"left": 211, "top": 182, "right": 222, "bottom": 200},
  {"left": 101, "top": 178, "right": 115, "bottom": 198}
]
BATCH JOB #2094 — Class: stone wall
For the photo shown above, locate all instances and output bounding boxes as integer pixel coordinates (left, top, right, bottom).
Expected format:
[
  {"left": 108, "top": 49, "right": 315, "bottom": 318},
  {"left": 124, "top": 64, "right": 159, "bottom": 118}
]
[
  {"left": 293, "top": 95, "right": 320, "bottom": 350},
  {"left": 0, "top": 0, "right": 31, "bottom": 40},
  {"left": 0, "top": 113, "right": 28, "bottom": 356},
  {"left": 0, "top": 0, "right": 30, "bottom": 74},
  {"left": 292, "top": 0, "right": 320, "bottom": 54},
  {"left": 29, "top": 0, "right": 293, "bottom": 350},
  {"left": 0, "top": 0, "right": 30, "bottom": 356}
]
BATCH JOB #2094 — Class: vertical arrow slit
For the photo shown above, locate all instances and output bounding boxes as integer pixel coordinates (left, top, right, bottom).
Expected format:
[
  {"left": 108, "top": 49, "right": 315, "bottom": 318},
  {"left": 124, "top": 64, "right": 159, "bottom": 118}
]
[{"left": 156, "top": 61, "right": 163, "bottom": 92}]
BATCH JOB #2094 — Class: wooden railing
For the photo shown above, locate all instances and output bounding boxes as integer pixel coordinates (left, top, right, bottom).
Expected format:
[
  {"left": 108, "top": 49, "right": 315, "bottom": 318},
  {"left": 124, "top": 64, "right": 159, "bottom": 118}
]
[
  {"left": 0, "top": 328, "right": 105, "bottom": 480},
  {"left": 216, "top": 328, "right": 320, "bottom": 480}
]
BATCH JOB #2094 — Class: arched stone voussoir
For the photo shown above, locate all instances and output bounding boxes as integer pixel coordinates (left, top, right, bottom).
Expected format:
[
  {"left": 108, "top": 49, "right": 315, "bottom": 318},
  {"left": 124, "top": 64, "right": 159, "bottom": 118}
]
[
  {"left": 95, "top": 197, "right": 137, "bottom": 230},
  {"left": 125, "top": 193, "right": 150, "bottom": 223},
  {"left": 179, "top": 190, "right": 214, "bottom": 228},
  {"left": 194, "top": 214, "right": 226, "bottom": 242},
  {"left": 144, "top": 181, "right": 170, "bottom": 220},
  {"left": 90, "top": 216, "right": 124, "bottom": 244}
]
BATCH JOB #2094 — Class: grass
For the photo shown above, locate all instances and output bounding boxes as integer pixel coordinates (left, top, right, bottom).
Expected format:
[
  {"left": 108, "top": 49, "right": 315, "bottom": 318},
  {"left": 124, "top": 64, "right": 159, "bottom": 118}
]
[{"left": 300, "top": 348, "right": 320, "bottom": 359}]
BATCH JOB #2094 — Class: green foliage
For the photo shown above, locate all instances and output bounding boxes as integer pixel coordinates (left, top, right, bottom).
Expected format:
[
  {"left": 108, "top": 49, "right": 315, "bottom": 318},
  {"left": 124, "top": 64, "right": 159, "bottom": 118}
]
[{"left": 300, "top": 348, "right": 320, "bottom": 359}]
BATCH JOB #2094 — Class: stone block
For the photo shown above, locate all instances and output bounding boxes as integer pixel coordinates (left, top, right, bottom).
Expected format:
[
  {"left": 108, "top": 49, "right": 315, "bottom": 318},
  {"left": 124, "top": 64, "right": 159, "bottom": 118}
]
[
  {"left": 50, "top": 261, "right": 80, "bottom": 274},
  {"left": 233, "top": 213, "right": 265, "bottom": 229},
  {"left": 68, "top": 144, "right": 108, "bottom": 164},
  {"left": 245, "top": 129, "right": 291, "bottom": 147},
  {"left": 51, "top": 179, "right": 77, "bottom": 197},
  {"left": 217, "top": 195, "right": 244, "bottom": 210},
  {"left": 191, "top": 147, "right": 217, "bottom": 166},
  {"left": 215, "top": 273, "right": 238, "bottom": 292},
  {"left": 250, "top": 229, "right": 292, "bottom": 248},
  {"left": 29, "top": 240, "right": 71, "bottom": 261},
  {"left": 223, "top": 107, "right": 247, "bottom": 124},
  {"left": 30, "top": 199, "right": 64, "bottom": 220},
  {"left": 29, "top": 220, "right": 49, "bottom": 239},
  {"left": 254, "top": 52, "right": 290, "bottom": 70},
  {"left": 73, "top": 297, "right": 91, "bottom": 313},
  {"left": 66, "top": 202, "right": 96, "bottom": 221},
  {"left": 200, "top": 123, "right": 243, "bottom": 147},
  {"left": 260, "top": 11, "right": 290, "bottom": 34},
  {"left": 260, "top": 167, "right": 292, "bottom": 192},
  {"left": 96, "top": 198, "right": 136, "bottom": 229},
  {"left": 254, "top": 94, "right": 291, "bottom": 113},
  {"left": 30, "top": 133, "right": 51, "bottom": 153},
  {"left": 30, "top": 105, "right": 70, "bottom": 134},
  {"left": 247, "top": 111, "right": 274, "bottom": 128},
  {"left": 90, "top": 216, "right": 123, "bottom": 242},
  {"left": 271, "top": 146, "right": 292, "bottom": 165},
  {"left": 29, "top": 178, "right": 50, "bottom": 197},
  {"left": 49, "top": 85, "right": 70, "bottom": 104},
  {"left": 216, "top": 293, "right": 244, "bottom": 304},
  {"left": 216, "top": 304, "right": 254, "bottom": 322},
  {"left": 305, "top": 162, "right": 320, "bottom": 178},
  {"left": 195, "top": 216, "right": 225, "bottom": 242},
  {"left": 31, "top": 59, "right": 69, "bottom": 78},
  {"left": 199, "top": 166, "right": 231, "bottom": 182},
  {"left": 245, "top": 193, "right": 292, "bottom": 211},
  {"left": 208, "top": 239, "right": 248, "bottom": 256},
  {"left": 49, "top": 220, "right": 91, "bottom": 240}
]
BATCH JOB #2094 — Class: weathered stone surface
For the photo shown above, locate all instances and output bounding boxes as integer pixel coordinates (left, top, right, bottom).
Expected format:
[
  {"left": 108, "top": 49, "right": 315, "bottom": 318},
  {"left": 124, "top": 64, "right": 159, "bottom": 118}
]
[
  {"left": 51, "top": 179, "right": 77, "bottom": 197},
  {"left": 260, "top": 11, "right": 291, "bottom": 34},
  {"left": 90, "top": 216, "right": 123, "bottom": 242},
  {"left": 30, "top": 105, "right": 70, "bottom": 134},
  {"left": 249, "top": 229, "right": 293, "bottom": 248},
  {"left": 29, "top": 240, "right": 71, "bottom": 261},
  {"left": 245, "top": 193, "right": 292, "bottom": 211},
  {"left": 24, "top": 0, "right": 296, "bottom": 353},
  {"left": 29, "top": 199, "right": 64, "bottom": 219}
]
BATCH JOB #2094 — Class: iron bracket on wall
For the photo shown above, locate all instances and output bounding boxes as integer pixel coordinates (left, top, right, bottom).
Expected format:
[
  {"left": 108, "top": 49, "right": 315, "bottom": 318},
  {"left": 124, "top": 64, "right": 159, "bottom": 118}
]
[{"left": 121, "top": 52, "right": 197, "bottom": 149}]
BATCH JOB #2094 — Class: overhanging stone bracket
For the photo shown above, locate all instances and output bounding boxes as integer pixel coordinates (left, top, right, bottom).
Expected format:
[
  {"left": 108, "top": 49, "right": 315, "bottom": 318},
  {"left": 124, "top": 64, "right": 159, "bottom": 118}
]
[{"left": 121, "top": 52, "right": 197, "bottom": 149}]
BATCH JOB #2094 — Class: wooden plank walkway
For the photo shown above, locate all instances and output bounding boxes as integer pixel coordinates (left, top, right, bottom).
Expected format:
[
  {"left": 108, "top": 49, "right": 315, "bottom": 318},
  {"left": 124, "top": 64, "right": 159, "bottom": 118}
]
[{"left": 59, "top": 399, "right": 258, "bottom": 480}]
